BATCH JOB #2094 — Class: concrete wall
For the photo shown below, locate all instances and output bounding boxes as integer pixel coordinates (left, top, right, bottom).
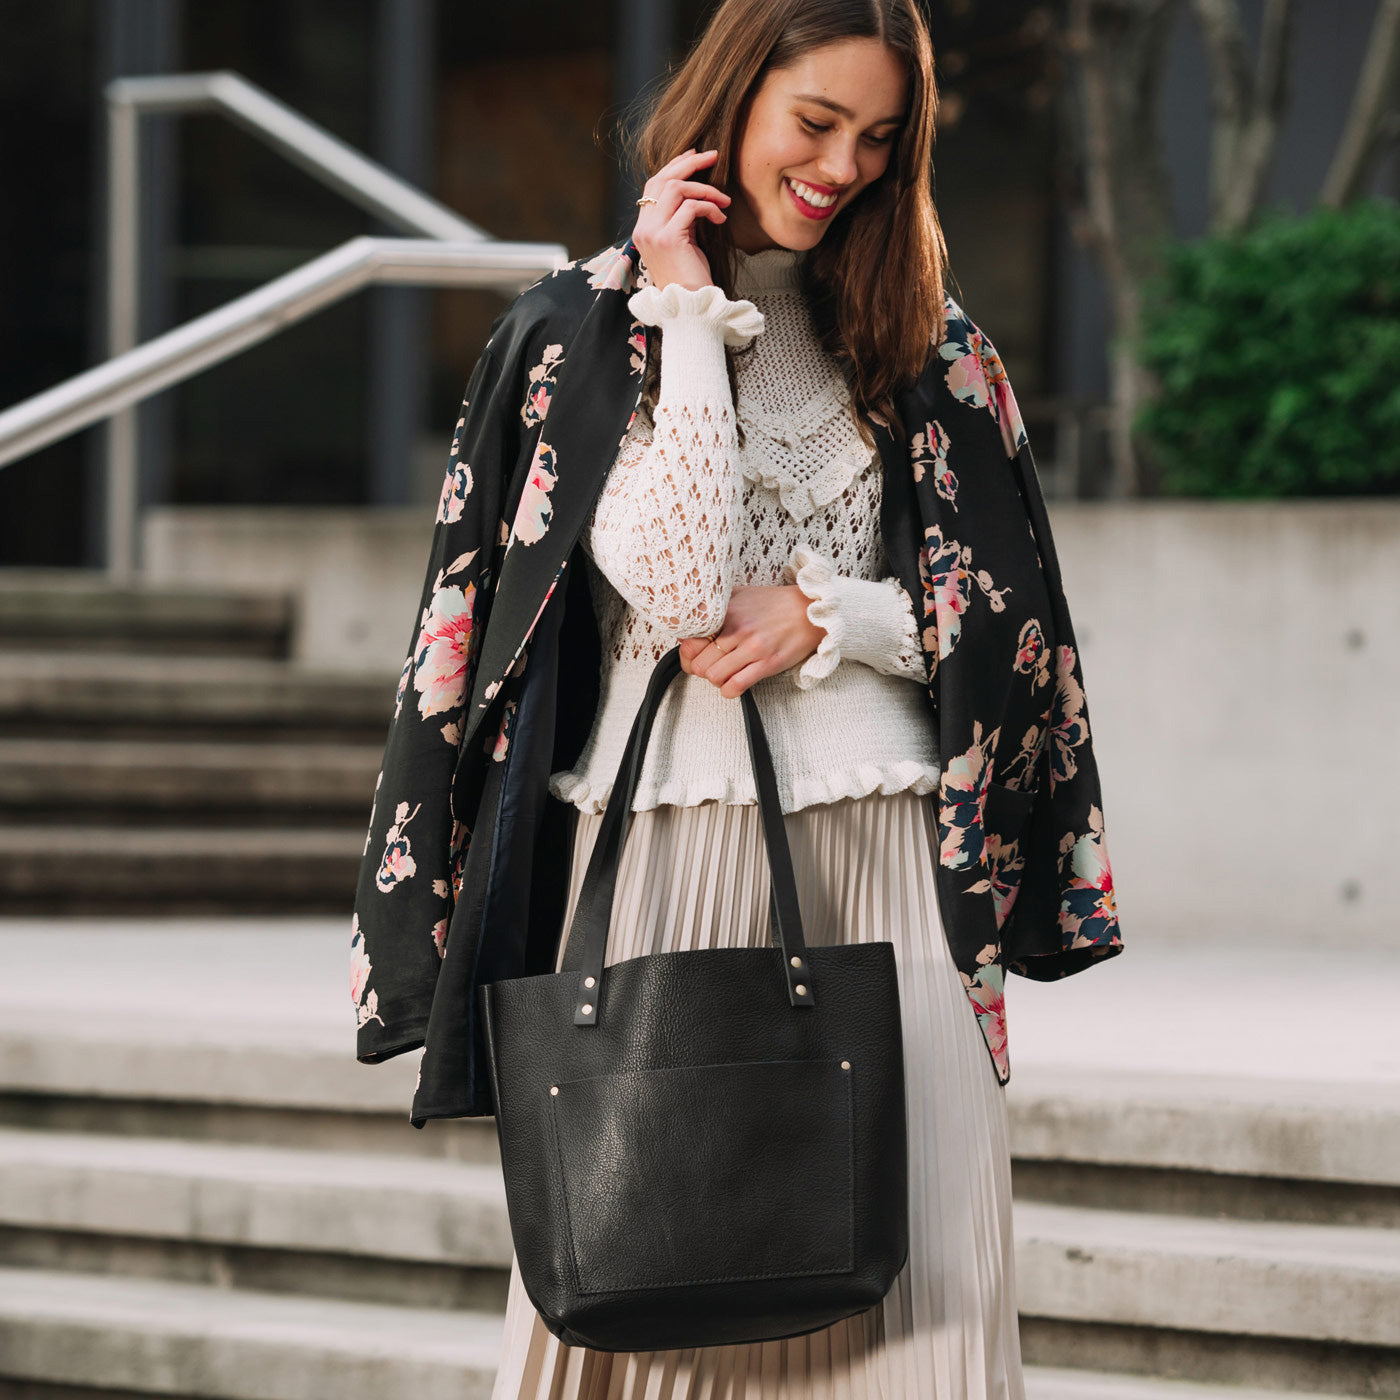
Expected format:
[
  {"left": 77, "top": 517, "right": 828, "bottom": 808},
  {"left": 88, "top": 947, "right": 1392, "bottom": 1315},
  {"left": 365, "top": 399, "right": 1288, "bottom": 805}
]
[
  {"left": 145, "top": 500, "right": 1400, "bottom": 950},
  {"left": 144, "top": 507, "right": 433, "bottom": 675},
  {"left": 1051, "top": 500, "right": 1398, "bottom": 952}
]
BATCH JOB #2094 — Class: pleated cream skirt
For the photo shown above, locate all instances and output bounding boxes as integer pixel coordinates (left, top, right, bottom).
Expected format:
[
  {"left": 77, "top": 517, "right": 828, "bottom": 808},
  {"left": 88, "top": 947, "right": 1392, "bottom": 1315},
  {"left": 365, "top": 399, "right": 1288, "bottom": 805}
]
[{"left": 489, "top": 787, "right": 1025, "bottom": 1400}]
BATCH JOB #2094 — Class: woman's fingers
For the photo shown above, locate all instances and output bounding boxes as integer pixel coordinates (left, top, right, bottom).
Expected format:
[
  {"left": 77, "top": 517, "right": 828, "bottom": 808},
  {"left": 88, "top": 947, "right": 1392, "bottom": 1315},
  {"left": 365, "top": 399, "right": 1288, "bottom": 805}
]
[
  {"left": 643, "top": 147, "right": 720, "bottom": 195},
  {"left": 650, "top": 178, "right": 731, "bottom": 214},
  {"left": 668, "top": 197, "right": 727, "bottom": 230}
]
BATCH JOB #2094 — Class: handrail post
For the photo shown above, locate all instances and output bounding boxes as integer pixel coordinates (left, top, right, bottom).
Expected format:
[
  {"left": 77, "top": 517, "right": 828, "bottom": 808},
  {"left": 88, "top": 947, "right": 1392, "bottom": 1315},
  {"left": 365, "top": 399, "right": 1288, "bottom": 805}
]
[{"left": 105, "top": 91, "right": 141, "bottom": 583}]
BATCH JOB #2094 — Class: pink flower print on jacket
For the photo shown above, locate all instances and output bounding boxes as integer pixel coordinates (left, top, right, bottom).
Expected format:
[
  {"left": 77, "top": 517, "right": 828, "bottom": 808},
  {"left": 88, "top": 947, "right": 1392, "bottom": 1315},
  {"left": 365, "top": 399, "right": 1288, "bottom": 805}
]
[
  {"left": 1048, "top": 643, "right": 1090, "bottom": 787},
  {"left": 375, "top": 800, "right": 420, "bottom": 893},
  {"left": 1058, "top": 805, "right": 1119, "bottom": 948},
  {"left": 919, "top": 525, "right": 970, "bottom": 661},
  {"left": 491, "top": 698, "right": 518, "bottom": 763},
  {"left": 910, "top": 419, "right": 957, "bottom": 508},
  {"left": 937, "top": 721, "right": 998, "bottom": 871},
  {"left": 509, "top": 440, "right": 559, "bottom": 548},
  {"left": 918, "top": 526, "right": 1011, "bottom": 663},
  {"left": 521, "top": 343, "right": 564, "bottom": 428},
  {"left": 349, "top": 915, "right": 385, "bottom": 1030},
  {"left": 961, "top": 957, "right": 1007, "bottom": 1074},
  {"left": 413, "top": 584, "right": 477, "bottom": 722},
  {"left": 581, "top": 244, "right": 640, "bottom": 293},
  {"left": 1013, "top": 618, "right": 1050, "bottom": 690},
  {"left": 940, "top": 302, "right": 1029, "bottom": 459}
]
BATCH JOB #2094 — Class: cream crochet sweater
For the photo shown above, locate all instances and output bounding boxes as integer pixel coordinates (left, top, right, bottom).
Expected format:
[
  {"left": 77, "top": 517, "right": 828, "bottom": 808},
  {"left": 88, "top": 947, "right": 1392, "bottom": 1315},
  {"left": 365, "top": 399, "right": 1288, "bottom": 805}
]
[{"left": 547, "top": 244, "right": 941, "bottom": 814}]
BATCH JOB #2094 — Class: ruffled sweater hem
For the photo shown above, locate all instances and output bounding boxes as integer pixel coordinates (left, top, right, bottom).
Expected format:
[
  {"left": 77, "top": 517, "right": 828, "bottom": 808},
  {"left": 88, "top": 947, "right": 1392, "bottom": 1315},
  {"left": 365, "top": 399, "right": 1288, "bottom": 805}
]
[{"left": 548, "top": 758, "right": 942, "bottom": 816}]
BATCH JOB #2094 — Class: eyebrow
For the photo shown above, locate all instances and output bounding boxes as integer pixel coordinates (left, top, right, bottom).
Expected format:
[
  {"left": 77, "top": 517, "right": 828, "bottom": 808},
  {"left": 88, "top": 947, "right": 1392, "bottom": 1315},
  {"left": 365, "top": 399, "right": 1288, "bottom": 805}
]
[{"left": 792, "top": 94, "right": 905, "bottom": 127}]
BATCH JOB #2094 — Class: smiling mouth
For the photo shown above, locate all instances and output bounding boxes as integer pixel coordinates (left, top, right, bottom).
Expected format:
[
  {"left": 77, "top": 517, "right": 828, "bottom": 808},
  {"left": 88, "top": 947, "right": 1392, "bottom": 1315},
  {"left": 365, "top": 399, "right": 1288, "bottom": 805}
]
[{"left": 784, "top": 176, "right": 840, "bottom": 219}]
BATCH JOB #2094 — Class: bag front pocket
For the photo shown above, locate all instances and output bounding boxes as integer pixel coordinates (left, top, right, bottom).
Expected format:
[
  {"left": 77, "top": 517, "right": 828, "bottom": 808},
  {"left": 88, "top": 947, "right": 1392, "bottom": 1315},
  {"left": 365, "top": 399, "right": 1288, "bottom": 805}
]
[{"left": 549, "top": 1057, "right": 855, "bottom": 1294}]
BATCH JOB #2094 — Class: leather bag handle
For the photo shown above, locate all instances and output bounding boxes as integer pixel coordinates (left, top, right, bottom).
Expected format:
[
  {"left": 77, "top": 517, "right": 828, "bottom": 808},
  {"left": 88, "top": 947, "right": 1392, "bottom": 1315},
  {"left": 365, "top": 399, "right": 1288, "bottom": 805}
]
[{"left": 559, "top": 644, "right": 816, "bottom": 1025}]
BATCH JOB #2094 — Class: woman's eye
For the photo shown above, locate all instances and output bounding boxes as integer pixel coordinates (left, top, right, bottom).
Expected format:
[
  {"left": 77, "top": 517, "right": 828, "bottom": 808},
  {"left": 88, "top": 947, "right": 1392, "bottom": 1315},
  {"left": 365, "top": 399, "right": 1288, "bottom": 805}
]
[
  {"left": 800, "top": 116, "right": 894, "bottom": 146},
  {"left": 799, "top": 118, "right": 829, "bottom": 135}
]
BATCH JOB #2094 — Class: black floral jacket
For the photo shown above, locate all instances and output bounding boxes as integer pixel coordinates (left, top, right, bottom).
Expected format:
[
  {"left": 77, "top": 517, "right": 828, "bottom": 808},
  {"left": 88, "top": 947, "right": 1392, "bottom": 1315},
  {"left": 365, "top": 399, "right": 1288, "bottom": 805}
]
[{"left": 350, "top": 235, "right": 1123, "bottom": 1127}]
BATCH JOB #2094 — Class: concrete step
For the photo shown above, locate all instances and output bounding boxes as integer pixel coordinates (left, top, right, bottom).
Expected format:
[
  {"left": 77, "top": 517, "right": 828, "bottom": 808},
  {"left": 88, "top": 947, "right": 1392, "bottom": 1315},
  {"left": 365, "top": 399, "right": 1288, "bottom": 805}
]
[
  {"left": 0, "top": 828, "right": 364, "bottom": 914},
  {"left": 0, "top": 1265, "right": 502, "bottom": 1400},
  {"left": 1017, "top": 1199, "right": 1400, "bottom": 1392},
  {"left": 1007, "top": 1067, "right": 1400, "bottom": 1226},
  {"left": 1023, "top": 1368, "right": 1350, "bottom": 1400},
  {"left": 0, "top": 568, "right": 292, "bottom": 659},
  {"left": 0, "top": 1126, "right": 511, "bottom": 1270},
  {"left": 1016, "top": 1200, "right": 1400, "bottom": 1348},
  {"left": 0, "top": 652, "right": 396, "bottom": 741},
  {"left": 0, "top": 737, "right": 380, "bottom": 822},
  {"left": 0, "top": 1011, "right": 490, "bottom": 1159}
]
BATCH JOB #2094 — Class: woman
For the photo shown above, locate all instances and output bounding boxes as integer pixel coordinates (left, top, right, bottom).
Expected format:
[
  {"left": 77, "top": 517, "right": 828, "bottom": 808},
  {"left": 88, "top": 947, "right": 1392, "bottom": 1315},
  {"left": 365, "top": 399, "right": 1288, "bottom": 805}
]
[{"left": 352, "top": 1, "right": 1123, "bottom": 1396}]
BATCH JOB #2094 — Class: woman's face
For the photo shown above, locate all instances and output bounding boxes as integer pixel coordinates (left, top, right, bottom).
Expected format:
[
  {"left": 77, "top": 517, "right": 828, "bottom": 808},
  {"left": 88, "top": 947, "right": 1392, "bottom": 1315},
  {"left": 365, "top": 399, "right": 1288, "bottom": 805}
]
[{"left": 727, "top": 37, "right": 908, "bottom": 255}]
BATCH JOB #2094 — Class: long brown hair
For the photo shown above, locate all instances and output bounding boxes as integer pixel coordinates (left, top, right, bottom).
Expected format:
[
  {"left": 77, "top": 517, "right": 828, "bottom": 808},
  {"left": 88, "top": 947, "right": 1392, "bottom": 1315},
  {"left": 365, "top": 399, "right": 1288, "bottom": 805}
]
[{"left": 620, "top": 0, "right": 948, "bottom": 446}]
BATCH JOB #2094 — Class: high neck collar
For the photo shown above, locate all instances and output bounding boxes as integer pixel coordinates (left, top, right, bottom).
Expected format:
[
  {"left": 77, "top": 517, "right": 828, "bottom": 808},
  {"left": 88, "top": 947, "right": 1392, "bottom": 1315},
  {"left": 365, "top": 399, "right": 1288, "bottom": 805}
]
[{"left": 731, "top": 244, "right": 804, "bottom": 297}]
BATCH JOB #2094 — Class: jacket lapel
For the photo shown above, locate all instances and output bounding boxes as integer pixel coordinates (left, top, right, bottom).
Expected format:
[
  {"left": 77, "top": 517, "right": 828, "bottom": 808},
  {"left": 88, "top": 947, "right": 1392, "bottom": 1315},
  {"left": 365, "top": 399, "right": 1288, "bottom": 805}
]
[{"left": 458, "top": 244, "right": 647, "bottom": 758}]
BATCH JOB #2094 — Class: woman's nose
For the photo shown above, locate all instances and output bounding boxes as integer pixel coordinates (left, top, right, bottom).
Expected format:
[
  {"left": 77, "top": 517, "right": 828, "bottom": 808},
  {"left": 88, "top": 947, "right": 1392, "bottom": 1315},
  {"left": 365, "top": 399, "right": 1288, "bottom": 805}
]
[{"left": 817, "top": 147, "right": 859, "bottom": 189}]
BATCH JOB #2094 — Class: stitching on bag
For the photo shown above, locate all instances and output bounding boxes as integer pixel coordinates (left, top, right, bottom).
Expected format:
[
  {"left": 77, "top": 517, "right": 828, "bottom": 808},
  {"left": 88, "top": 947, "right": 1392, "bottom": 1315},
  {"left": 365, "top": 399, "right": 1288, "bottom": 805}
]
[
  {"left": 546, "top": 1090, "right": 585, "bottom": 1296},
  {"left": 548, "top": 1058, "right": 857, "bottom": 1294}
]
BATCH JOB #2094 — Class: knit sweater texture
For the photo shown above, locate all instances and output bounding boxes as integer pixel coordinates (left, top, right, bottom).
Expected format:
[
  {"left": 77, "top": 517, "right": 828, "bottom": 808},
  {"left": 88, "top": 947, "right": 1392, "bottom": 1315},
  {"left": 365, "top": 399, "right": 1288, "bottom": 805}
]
[{"left": 547, "top": 244, "right": 942, "bottom": 813}]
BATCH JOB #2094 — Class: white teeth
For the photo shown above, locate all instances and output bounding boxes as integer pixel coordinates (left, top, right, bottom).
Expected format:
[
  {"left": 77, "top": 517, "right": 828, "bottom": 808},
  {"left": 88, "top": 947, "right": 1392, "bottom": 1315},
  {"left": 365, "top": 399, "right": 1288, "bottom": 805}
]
[{"left": 787, "top": 178, "right": 837, "bottom": 209}]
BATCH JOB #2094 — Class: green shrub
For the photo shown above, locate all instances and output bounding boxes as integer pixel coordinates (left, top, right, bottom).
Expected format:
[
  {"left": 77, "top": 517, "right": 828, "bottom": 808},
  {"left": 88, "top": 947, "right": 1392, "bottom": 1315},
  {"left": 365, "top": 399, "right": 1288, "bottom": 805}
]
[{"left": 1134, "top": 199, "right": 1400, "bottom": 496}]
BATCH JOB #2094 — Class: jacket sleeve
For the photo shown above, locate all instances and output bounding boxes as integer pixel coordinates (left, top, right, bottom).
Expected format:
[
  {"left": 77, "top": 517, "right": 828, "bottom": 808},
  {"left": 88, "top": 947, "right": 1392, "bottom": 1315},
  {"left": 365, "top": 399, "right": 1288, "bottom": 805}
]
[
  {"left": 999, "top": 438, "right": 1123, "bottom": 980},
  {"left": 350, "top": 338, "right": 519, "bottom": 1063}
]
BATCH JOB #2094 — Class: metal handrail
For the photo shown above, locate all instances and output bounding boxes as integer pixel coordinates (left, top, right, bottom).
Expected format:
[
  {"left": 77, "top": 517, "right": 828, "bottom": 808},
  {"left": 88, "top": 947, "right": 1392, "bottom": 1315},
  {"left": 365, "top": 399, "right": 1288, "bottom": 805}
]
[
  {"left": 0, "top": 71, "right": 566, "bottom": 580},
  {"left": 0, "top": 237, "right": 566, "bottom": 468}
]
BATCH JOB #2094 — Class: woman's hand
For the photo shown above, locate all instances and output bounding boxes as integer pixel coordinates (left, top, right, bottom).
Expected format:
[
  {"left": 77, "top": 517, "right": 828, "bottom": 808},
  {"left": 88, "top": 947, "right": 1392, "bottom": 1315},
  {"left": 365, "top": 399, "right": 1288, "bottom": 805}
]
[
  {"left": 632, "top": 148, "right": 732, "bottom": 292},
  {"left": 678, "top": 584, "right": 827, "bottom": 698}
]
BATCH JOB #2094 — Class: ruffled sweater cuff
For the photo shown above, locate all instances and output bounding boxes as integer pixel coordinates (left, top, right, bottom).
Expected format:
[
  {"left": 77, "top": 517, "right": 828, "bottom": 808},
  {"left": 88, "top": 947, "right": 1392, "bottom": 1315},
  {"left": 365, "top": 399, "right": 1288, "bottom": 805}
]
[
  {"left": 783, "top": 544, "right": 927, "bottom": 689},
  {"left": 628, "top": 282, "right": 765, "bottom": 343}
]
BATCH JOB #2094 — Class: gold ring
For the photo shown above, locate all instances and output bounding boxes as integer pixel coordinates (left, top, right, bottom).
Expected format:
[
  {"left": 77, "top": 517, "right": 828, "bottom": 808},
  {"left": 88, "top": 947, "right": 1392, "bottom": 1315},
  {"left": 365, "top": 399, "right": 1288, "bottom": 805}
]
[{"left": 636, "top": 195, "right": 658, "bottom": 206}]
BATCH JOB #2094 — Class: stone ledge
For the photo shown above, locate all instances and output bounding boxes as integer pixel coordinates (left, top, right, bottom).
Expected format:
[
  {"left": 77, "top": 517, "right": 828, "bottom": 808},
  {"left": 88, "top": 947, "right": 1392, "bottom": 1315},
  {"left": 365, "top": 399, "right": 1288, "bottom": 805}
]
[
  {"left": 0, "top": 1265, "right": 502, "bottom": 1400},
  {"left": 1016, "top": 1200, "right": 1400, "bottom": 1347},
  {"left": 0, "top": 1128, "right": 511, "bottom": 1268}
]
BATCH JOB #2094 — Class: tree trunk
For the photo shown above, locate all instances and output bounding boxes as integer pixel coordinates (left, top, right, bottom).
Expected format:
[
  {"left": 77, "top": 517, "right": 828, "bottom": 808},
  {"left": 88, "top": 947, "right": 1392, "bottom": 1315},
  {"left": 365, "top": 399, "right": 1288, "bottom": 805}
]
[
  {"left": 1066, "top": 0, "right": 1183, "bottom": 496},
  {"left": 1321, "top": 0, "right": 1400, "bottom": 206},
  {"left": 1192, "top": 0, "right": 1298, "bottom": 235}
]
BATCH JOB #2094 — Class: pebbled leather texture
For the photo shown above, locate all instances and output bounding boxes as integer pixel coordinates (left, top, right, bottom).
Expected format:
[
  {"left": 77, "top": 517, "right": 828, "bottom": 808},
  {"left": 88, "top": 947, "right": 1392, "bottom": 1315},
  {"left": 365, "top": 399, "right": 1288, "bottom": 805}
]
[{"left": 481, "top": 645, "right": 910, "bottom": 1352}]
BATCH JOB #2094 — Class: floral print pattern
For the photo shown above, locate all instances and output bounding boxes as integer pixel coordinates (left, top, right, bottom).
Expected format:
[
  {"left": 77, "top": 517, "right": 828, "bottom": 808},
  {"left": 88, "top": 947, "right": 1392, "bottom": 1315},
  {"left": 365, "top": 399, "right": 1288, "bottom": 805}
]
[
  {"left": 937, "top": 721, "right": 998, "bottom": 871},
  {"left": 1014, "top": 618, "right": 1050, "bottom": 690},
  {"left": 1059, "top": 805, "right": 1118, "bottom": 947},
  {"left": 961, "top": 959, "right": 1007, "bottom": 1072},
  {"left": 1049, "top": 644, "right": 1090, "bottom": 787},
  {"left": 940, "top": 302, "right": 1029, "bottom": 458},
  {"left": 413, "top": 584, "right": 477, "bottom": 725},
  {"left": 375, "top": 800, "right": 420, "bottom": 893},
  {"left": 521, "top": 343, "right": 564, "bottom": 428},
  {"left": 918, "top": 525, "right": 1013, "bottom": 663},
  {"left": 910, "top": 419, "right": 957, "bottom": 508},
  {"left": 349, "top": 915, "right": 385, "bottom": 1030},
  {"left": 509, "top": 440, "right": 559, "bottom": 548}
]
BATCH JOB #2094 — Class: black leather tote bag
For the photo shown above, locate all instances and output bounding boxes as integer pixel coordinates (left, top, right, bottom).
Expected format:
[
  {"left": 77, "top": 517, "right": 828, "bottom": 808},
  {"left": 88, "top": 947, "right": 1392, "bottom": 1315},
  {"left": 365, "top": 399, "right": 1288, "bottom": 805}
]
[{"left": 479, "top": 644, "right": 909, "bottom": 1352}]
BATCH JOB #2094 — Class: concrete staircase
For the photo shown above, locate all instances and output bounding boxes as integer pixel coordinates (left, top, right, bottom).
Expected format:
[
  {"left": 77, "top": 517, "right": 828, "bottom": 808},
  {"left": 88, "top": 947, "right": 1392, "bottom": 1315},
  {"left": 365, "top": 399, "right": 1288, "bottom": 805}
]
[
  {"left": 0, "top": 570, "right": 395, "bottom": 914},
  {"left": 0, "top": 927, "right": 1394, "bottom": 1399}
]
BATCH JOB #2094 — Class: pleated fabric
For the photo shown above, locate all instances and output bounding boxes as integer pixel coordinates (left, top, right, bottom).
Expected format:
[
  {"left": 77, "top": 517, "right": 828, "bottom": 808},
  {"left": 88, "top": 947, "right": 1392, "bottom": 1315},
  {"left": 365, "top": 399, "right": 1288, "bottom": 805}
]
[{"left": 489, "top": 788, "right": 1025, "bottom": 1400}]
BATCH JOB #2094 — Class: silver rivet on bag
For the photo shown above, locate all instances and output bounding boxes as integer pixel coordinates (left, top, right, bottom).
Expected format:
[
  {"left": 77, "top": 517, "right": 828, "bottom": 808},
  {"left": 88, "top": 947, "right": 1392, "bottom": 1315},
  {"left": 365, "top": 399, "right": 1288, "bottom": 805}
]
[
  {"left": 790, "top": 956, "right": 802, "bottom": 968},
  {"left": 550, "top": 1085, "right": 559, "bottom": 1095},
  {"left": 841, "top": 1060, "right": 850, "bottom": 1070},
  {"left": 584, "top": 976, "right": 595, "bottom": 987},
  {"left": 794, "top": 984, "right": 806, "bottom": 996},
  {"left": 582, "top": 1003, "right": 593, "bottom": 1015}
]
